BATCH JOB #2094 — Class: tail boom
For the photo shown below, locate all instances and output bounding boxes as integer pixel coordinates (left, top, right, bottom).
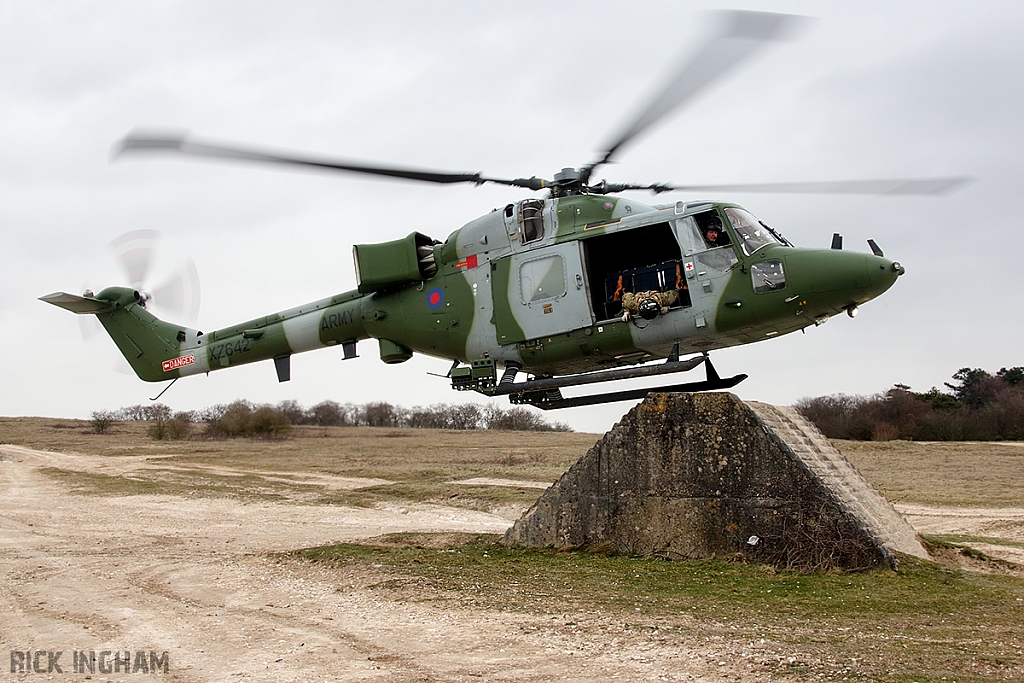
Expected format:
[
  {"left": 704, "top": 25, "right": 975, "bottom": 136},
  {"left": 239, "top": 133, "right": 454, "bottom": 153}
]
[{"left": 42, "top": 286, "right": 370, "bottom": 382}]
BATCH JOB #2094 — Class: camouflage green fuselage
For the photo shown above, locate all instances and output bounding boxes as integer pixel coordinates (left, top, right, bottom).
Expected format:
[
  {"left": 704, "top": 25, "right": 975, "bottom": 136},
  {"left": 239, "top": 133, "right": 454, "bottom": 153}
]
[{"left": 88, "top": 196, "right": 903, "bottom": 383}]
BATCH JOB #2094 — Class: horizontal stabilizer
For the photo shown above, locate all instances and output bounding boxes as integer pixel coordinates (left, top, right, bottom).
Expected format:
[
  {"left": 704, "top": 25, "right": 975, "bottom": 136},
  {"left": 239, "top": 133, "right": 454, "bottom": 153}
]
[{"left": 39, "top": 292, "right": 115, "bottom": 315}]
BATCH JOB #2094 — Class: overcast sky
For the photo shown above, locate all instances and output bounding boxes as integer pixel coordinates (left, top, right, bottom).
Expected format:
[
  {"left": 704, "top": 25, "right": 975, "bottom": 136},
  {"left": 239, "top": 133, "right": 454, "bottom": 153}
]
[{"left": 2, "top": 1, "right": 1021, "bottom": 433}]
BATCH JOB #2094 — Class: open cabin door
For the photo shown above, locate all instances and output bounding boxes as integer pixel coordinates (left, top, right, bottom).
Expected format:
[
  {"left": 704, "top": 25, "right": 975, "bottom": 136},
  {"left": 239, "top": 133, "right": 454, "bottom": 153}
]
[{"left": 582, "top": 221, "right": 692, "bottom": 322}]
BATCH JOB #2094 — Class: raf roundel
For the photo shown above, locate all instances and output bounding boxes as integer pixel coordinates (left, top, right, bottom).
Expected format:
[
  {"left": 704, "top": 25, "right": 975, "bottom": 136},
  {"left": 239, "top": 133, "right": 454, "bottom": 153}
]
[{"left": 426, "top": 288, "right": 444, "bottom": 309}]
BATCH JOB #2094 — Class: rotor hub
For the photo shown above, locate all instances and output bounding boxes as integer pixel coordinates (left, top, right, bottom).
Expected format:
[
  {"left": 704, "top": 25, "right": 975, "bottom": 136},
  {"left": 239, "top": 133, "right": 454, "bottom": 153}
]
[{"left": 553, "top": 167, "right": 581, "bottom": 184}]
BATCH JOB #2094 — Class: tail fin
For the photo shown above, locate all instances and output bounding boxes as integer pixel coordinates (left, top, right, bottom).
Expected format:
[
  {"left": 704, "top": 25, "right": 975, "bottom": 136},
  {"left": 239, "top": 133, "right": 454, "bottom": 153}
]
[
  {"left": 38, "top": 291, "right": 116, "bottom": 315},
  {"left": 41, "top": 287, "right": 199, "bottom": 382}
]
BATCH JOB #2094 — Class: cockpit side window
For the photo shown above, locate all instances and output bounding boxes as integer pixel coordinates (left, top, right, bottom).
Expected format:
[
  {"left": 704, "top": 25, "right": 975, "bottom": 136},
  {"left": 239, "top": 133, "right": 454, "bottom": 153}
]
[
  {"left": 694, "top": 210, "right": 731, "bottom": 249},
  {"left": 681, "top": 211, "right": 738, "bottom": 272},
  {"left": 518, "top": 199, "right": 545, "bottom": 244}
]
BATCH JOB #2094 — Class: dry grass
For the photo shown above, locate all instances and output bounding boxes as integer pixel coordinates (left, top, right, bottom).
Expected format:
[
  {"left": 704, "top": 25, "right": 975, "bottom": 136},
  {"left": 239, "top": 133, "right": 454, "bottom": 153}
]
[
  {"left": 0, "top": 417, "right": 598, "bottom": 511},
  {"left": 6, "top": 418, "right": 1022, "bottom": 509},
  {"left": 835, "top": 440, "right": 1024, "bottom": 508},
  {"left": 4, "top": 416, "right": 1024, "bottom": 681}
]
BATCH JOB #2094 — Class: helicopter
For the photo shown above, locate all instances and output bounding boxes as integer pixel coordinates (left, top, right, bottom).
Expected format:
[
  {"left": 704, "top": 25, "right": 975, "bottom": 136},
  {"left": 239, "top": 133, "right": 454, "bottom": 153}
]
[{"left": 40, "top": 10, "right": 968, "bottom": 410}]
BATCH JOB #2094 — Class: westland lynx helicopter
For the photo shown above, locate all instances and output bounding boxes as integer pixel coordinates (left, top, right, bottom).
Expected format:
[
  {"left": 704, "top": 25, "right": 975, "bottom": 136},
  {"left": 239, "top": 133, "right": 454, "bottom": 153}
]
[{"left": 41, "top": 11, "right": 968, "bottom": 409}]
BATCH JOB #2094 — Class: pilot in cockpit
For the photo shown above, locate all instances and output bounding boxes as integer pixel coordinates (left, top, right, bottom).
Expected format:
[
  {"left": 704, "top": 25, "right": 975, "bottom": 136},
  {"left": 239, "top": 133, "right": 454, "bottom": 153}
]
[{"left": 700, "top": 214, "right": 730, "bottom": 248}]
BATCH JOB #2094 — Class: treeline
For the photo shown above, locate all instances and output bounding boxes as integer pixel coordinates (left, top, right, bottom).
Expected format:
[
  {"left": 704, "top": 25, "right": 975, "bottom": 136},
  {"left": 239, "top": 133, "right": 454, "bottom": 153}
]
[
  {"left": 91, "top": 399, "right": 571, "bottom": 440},
  {"left": 796, "top": 367, "right": 1024, "bottom": 441}
]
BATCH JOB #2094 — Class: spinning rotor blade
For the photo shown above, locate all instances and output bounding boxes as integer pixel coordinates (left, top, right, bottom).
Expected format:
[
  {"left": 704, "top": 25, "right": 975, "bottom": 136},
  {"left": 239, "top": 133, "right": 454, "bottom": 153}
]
[
  {"left": 150, "top": 257, "right": 201, "bottom": 322},
  {"left": 114, "top": 132, "right": 550, "bottom": 191},
  {"left": 589, "top": 10, "right": 807, "bottom": 176},
  {"left": 617, "top": 177, "right": 975, "bottom": 196},
  {"left": 109, "top": 229, "right": 160, "bottom": 289},
  {"left": 108, "top": 229, "right": 202, "bottom": 322},
  {"left": 71, "top": 231, "right": 199, "bottom": 373}
]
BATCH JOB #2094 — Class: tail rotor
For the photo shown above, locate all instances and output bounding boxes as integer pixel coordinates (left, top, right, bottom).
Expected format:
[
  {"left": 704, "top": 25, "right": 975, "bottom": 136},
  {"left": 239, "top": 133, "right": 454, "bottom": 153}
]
[{"left": 72, "top": 230, "right": 201, "bottom": 373}]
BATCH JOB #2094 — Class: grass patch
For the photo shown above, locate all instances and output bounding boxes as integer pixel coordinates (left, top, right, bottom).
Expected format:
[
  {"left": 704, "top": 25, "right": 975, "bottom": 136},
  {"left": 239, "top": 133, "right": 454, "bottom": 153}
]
[{"left": 292, "top": 533, "right": 1024, "bottom": 682}]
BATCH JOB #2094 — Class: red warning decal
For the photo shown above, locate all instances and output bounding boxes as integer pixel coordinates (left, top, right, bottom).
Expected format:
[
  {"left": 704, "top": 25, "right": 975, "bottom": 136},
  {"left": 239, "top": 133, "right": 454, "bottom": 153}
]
[{"left": 162, "top": 354, "right": 195, "bottom": 372}]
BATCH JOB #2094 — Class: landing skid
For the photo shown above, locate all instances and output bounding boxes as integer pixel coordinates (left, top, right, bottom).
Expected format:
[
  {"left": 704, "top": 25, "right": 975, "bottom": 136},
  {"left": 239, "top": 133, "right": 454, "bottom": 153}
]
[{"left": 507, "top": 355, "right": 747, "bottom": 410}]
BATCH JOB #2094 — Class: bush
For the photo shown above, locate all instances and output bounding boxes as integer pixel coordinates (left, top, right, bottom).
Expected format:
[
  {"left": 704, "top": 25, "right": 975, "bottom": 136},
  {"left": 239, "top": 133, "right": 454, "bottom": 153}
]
[
  {"left": 793, "top": 394, "right": 870, "bottom": 440},
  {"left": 276, "top": 400, "right": 306, "bottom": 425},
  {"left": 484, "top": 405, "right": 570, "bottom": 432},
  {"left": 90, "top": 410, "right": 117, "bottom": 434},
  {"left": 148, "top": 414, "right": 193, "bottom": 441},
  {"left": 870, "top": 422, "right": 901, "bottom": 442},
  {"left": 797, "top": 367, "right": 1024, "bottom": 441},
  {"left": 362, "top": 402, "right": 404, "bottom": 428},
  {"left": 106, "top": 398, "right": 572, "bottom": 437},
  {"left": 202, "top": 401, "right": 292, "bottom": 439},
  {"left": 309, "top": 400, "right": 353, "bottom": 427},
  {"left": 117, "top": 403, "right": 172, "bottom": 421},
  {"left": 250, "top": 406, "right": 293, "bottom": 437}
]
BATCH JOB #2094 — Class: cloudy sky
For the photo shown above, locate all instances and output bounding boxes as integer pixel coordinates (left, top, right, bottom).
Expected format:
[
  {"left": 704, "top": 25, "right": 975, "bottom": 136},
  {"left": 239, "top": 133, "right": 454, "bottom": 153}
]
[{"left": 2, "top": 1, "right": 1021, "bottom": 433}]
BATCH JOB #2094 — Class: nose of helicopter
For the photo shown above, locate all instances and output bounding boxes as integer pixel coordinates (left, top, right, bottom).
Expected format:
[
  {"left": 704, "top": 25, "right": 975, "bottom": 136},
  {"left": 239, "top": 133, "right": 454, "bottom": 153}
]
[
  {"left": 787, "top": 248, "right": 904, "bottom": 307},
  {"left": 866, "top": 253, "right": 905, "bottom": 298}
]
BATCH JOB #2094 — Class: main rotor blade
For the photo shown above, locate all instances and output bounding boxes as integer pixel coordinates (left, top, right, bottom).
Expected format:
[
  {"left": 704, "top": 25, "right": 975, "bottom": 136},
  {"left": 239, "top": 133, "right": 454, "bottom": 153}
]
[
  {"left": 652, "top": 177, "right": 974, "bottom": 195},
  {"left": 114, "top": 132, "right": 548, "bottom": 190},
  {"left": 591, "top": 10, "right": 807, "bottom": 174}
]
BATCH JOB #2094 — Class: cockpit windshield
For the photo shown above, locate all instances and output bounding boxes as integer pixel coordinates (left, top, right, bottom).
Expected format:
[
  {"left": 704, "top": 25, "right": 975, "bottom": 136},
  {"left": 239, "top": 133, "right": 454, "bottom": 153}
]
[{"left": 725, "top": 207, "right": 780, "bottom": 256}]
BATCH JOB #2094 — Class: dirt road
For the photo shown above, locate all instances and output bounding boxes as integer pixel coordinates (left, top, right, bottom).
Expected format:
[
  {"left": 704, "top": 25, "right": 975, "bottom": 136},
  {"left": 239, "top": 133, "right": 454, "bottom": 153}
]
[
  {"left": 1, "top": 443, "right": 1021, "bottom": 682},
  {"left": 0, "top": 444, "right": 764, "bottom": 682}
]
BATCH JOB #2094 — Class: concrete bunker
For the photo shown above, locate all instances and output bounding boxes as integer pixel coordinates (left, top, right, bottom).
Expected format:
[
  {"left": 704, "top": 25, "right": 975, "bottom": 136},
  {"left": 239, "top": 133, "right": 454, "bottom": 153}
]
[{"left": 503, "top": 393, "right": 928, "bottom": 570}]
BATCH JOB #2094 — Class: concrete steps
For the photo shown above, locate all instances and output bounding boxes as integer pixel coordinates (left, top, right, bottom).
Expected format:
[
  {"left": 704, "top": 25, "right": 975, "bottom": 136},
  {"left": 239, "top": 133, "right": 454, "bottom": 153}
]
[{"left": 745, "top": 401, "right": 928, "bottom": 562}]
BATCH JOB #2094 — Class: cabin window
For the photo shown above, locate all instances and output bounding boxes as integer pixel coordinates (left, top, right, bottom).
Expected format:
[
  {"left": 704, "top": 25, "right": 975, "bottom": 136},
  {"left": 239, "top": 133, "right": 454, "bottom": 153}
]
[
  {"left": 751, "top": 260, "right": 786, "bottom": 293},
  {"left": 582, "top": 222, "right": 692, "bottom": 321},
  {"left": 519, "top": 255, "right": 566, "bottom": 303},
  {"left": 518, "top": 199, "right": 545, "bottom": 243}
]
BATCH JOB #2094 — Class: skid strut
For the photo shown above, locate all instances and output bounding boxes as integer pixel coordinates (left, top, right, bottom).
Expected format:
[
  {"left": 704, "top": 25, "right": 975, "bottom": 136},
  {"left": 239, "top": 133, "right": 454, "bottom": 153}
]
[{"left": 451, "top": 347, "right": 746, "bottom": 410}]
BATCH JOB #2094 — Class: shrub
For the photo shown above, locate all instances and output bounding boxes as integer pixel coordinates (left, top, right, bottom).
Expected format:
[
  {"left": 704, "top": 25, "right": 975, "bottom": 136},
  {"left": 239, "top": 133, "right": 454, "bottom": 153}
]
[
  {"left": 90, "top": 410, "right": 117, "bottom": 434},
  {"left": 250, "top": 406, "right": 293, "bottom": 437},
  {"left": 148, "top": 413, "right": 193, "bottom": 441},
  {"left": 870, "top": 422, "right": 901, "bottom": 442},
  {"left": 276, "top": 400, "right": 306, "bottom": 425},
  {"left": 309, "top": 400, "right": 350, "bottom": 427},
  {"left": 202, "top": 401, "right": 292, "bottom": 439},
  {"left": 362, "top": 402, "right": 404, "bottom": 427},
  {"left": 793, "top": 394, "right": 868, "bottom": 439},
  {"left": 108, "top": 398, "right": 572, "bottom": 437},
  {"left": 798, "top": 367, "right": 1024, "bottom": 441},
  {"left": 117, "top": 403, "right": 172, "bottom": 421},
  {"left": 486, "top": 405, "right": 550, "bottom": 431}
]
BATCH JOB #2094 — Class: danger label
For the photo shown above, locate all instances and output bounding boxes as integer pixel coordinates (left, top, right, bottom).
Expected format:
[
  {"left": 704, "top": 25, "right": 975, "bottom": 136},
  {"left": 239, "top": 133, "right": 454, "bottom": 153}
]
[
  {"left": 455, "top": 254, "right": 479, "bottom": 269},
  {"left": 162, "top": 354, "right": 195, "bottom": 372}
]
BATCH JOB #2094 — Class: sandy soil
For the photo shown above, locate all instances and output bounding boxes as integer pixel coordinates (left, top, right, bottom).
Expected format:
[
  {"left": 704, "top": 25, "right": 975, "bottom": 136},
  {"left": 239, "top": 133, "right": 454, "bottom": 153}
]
[
  {"left": 0, "top": 444, "right": 773, "bottom": 682},
  {"left": 897, "top": 503, "right": 1024, "bottom": 565},
  {"left": 1, "top": 443, "right": 1021, "bottom": 682}
]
